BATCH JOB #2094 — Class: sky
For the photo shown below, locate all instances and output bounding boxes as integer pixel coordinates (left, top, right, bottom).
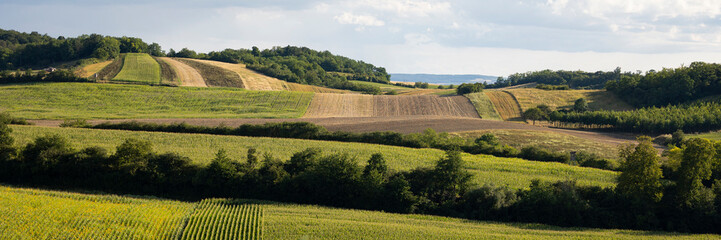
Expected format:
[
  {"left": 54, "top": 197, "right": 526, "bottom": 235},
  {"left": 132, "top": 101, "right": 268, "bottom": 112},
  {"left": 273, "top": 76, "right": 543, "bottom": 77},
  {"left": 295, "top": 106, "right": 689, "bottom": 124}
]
[{"left": 2, "top": 0, "right": 721, "bottom": 76}]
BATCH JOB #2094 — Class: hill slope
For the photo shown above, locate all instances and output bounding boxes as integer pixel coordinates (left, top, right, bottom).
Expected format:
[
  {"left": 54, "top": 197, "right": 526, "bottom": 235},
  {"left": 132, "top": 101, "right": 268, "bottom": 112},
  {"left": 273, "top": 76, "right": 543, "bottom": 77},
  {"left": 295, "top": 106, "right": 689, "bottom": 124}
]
[
  {"left": 10, "top": 125, "right": 618, "bottom": 189},
  {"left": 112, "top": 53, "right": 161, "bottom": 84},
  {"left": 157, "top": 57, "right": 206, "bottom": 87}
]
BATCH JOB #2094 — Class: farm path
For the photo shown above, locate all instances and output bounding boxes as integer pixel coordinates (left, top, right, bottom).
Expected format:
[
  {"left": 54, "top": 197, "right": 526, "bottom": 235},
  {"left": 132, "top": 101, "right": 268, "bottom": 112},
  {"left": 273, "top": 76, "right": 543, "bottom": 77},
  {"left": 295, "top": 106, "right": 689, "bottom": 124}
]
[
  {"left": 29, "top": 116, "right": 636, "bottom": 146},
  {"left": 159, "top": 57, "right": 207, "bottom": 87}
]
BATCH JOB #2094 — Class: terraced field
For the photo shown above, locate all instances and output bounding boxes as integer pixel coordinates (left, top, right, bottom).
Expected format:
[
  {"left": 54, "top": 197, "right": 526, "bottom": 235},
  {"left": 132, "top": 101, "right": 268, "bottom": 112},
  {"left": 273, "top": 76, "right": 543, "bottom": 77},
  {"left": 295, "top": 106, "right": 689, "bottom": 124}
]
[
  {"left": 4, "top": 185, "right": 714, "bottom": 239},
  {"left": 0, "top": 82, "right": 313, "bottom": 119},
  {"left": 485, "top": 90, "right": 523, "bottom": 121},
  {"left": 158, "top": 57, "right": 207, "bottom": 87},
  {"left": 507, "top": 88, "right": 633, "bottom": 112},
  {"left": 304, "top": 93, "right": 479, "bottom": 118},
  {"left": 112, "top": 53, "right": 161, "bottom": 84},
  {"left": 10, "top": 125, "right": 618, "bottom": 189}
]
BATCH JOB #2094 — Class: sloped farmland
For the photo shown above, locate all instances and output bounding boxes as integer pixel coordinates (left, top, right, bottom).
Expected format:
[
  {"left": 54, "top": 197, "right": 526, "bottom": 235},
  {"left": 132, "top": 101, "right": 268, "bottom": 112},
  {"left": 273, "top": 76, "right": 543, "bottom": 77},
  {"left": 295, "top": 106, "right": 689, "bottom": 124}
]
[{"left": 303, "top": 94, "right": 479, "bottom": 118}]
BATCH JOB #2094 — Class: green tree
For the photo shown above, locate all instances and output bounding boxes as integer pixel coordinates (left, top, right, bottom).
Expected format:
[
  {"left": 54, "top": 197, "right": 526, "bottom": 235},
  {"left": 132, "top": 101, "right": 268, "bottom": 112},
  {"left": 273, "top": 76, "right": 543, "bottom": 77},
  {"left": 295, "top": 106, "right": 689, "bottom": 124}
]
[
  {"left": 573, "top": 98, "right": 588, "bottom": 112},
  {"left": 676, "top": 138, "right": 716, "bottom": 209},
  {"left": 523, "top": 107, "right": 546, "bottom": 125},
  {"left": 616, "top": 136, "right": 663, "bottom": 202},
  {"left": 430, "top": 150, "right": 472, "bottom": 203}
]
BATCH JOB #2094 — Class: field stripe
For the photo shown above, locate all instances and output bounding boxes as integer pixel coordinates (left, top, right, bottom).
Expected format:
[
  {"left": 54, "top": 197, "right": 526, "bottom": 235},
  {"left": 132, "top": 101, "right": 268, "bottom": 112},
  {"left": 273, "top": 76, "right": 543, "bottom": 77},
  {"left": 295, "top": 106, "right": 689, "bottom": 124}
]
[
  {"left": 304, "top": 93, "right": 480, "bottom": 118},
  {"left": 486, "top": 90, "right": 523, "bottom": 121}
]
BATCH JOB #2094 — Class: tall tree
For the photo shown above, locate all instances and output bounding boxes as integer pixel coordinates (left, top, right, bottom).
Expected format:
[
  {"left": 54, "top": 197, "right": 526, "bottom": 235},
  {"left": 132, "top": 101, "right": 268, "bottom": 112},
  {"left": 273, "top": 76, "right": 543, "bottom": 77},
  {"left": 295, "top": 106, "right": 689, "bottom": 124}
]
[
  {"left": 676, "top": 138, "right": 716, "bottom": 209},
  {"left": 616, "top": 136, "right": 663, "bottom": 202}
]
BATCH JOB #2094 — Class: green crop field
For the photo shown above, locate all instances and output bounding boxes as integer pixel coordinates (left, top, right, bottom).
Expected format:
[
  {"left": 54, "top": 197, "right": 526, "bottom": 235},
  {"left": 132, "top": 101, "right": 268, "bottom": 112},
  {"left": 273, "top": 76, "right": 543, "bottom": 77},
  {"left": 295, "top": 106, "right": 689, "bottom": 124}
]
[
  {"left": 0, "top": 82, "right": 313, "bottom": 119},
  {"left": 181, "top": 199, "right": 263, "bottom": 240},
  {"left": 112, "top": 53, "right": 161, "bottom": 84},
  {"left": 0, "top": 185, "right": 194, "bottom": 239},
  {"left": 10, "top": 125, "right": 618, "bottom": 189},
  {"left": 465, "top": 92, "right": 502, "bottom": 120},
  {"left": 1, "top": 185, "right": 714, "bottom": 240}
]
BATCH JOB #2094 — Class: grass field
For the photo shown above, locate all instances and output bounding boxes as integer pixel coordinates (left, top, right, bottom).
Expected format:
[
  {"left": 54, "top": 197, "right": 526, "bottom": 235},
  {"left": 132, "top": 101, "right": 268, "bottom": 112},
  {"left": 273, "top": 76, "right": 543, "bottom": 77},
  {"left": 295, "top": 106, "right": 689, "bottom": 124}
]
[
  {"left": 75, "top": 60, "right": 112, "bottom": 78},
  {"left": 465, "top": 92, "right": 502, "bottom": 120},
  {"left": 485, "top": 90, "right": 523, "bottom": 121},
  {"left": 692, "top": 131, "right": 721, "bottom": 141},
  {"left": 112, "top": 53, "right": 161, "bottom": 84},
  {"left": 3, "top": 185, "right": 714, "bottom": 239},
  {"left": 10, "top": 125, "right": 617, "bottom": 189},
  {"left": 452, "top": 129, "right": 621, "bottom": 160},
  {"left": 507, "top": 88, "right": 633, "bottom": 112},
  {"left": 0, "top": 83, "right": 313, "bottom": 119}
]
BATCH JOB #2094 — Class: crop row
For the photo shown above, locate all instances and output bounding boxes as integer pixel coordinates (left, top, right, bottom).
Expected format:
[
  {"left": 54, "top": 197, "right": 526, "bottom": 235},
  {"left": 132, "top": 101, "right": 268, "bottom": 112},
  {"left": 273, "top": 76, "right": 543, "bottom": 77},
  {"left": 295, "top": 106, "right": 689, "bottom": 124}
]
[{"left": 181, "top": 199, "right": 263, "bottom": 240}]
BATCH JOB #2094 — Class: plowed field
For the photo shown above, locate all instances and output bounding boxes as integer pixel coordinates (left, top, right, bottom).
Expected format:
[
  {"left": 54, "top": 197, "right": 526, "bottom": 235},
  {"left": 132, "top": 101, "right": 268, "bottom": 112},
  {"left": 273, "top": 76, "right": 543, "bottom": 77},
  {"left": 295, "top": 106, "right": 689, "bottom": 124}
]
[
  {"left": 485, "top": 91, "right": 523, "bottom": 121},
  {"left": 303, "top": 94, "right": 479, "bottom": 118},
  {"left": 159, "top": 57, "right": 206, "bottom": 87}
]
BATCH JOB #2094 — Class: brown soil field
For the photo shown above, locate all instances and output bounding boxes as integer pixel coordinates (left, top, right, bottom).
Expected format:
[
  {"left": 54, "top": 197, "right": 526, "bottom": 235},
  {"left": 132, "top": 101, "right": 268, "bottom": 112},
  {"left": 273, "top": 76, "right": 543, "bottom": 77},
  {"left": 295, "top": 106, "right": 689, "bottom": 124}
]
[
  {"left": 485, "top": 91, "right": 523, "bottom": 121},
  {"left": 303, "top": 94, "right": 479, "bottom": 118},
  {"left": 75, "top": 61, "right": 112, "bottom": 78},
  {"left": 159, "top": 57, "right": 207, "bottom": 87}
]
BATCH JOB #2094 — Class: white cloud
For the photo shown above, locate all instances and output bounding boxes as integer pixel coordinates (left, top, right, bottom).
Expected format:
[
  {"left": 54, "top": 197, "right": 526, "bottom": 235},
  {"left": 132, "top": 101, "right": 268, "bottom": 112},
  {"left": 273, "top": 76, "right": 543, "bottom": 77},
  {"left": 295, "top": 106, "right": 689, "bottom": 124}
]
[
  {"left": 334, "top": 12, "right": 385, "bottom": 26},
  {"left": 355, "top": 0, "right": 452, "bottom": 17}
]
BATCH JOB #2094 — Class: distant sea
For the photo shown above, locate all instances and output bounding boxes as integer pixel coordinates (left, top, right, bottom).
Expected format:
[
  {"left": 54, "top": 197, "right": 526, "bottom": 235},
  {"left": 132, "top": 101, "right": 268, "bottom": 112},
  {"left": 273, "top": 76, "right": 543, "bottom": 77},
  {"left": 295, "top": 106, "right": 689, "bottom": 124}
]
[{"left": 390, "top": 73, "right": 498, "bottom": 85}]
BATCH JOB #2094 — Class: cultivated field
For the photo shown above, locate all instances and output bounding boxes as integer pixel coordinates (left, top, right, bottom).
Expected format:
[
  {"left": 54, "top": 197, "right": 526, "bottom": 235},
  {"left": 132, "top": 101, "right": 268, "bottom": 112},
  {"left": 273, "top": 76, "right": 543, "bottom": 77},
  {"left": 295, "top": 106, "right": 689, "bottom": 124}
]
[
  {"left": 507, "top": 88, "right": 633, "bottom": 112},
  {"left": 158, "top": 57, "right": 207, "bottom": 87},
  {"left": 0, "top": 83, "right": 313, "bottom": 119},
  {"left": 75, "top": 60, "right": 112, "bottom": 78},
  {"left": 3, "top": 185, "right": 713, "bottom": 239},
  {"left": 0, "top": 185, "right": 194, "bottom": 239},
  {"left": 95, "top": 55, "right": 124, "bottom": 80},
  {"left": 485, "top": 91, "right": 523, "bottom": 121},
  {"left": 177, "top": 58, "right": 244, "bottom": 88},
  {"left": 465, "top": 92, "right": 502, "bottom": 120},
  {"left": 154, "top": 56, "right": 179, "bottom": 86},
  {"left": 10, "top": 125, "right": 618, "bottom": 189},
  {"left": 112, "top": 53, "right": 161, "bottom": 84},
  {"left": 181, "top": 199, "right": 262, "bottom": 240},
  {"left": 304, "top": 93, "right": 479, "bottom": 118}
]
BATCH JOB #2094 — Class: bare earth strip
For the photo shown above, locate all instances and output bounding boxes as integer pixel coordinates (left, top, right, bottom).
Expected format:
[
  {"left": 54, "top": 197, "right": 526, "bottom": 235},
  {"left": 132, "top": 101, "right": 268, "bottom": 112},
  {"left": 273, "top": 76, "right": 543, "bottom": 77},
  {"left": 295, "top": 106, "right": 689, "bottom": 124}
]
[
  {"left": 486, "top": 91, "right": 523, "bottom": 121},
  {"left": 28, "top": 116, "right": 637, "bottom": 146},
  {"left": 304, "top": 94, "right": 479, "bottom": 118},
  {"left": 159, "top": 57, "right": 206, "bottom": 87},
  {"left": 76, "top": 61, "right": 112, "bottom": 78}
]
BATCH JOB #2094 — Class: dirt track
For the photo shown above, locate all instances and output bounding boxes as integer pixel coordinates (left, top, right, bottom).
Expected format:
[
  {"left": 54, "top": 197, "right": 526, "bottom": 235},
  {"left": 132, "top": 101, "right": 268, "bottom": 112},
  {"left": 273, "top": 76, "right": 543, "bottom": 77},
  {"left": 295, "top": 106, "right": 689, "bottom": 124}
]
[
  {"left": 29, "top": 116, "right": 637, "bottom": 146},
  {"left": 304, "top": 94, "right": 480, "bottom": 118},
  {"left": 159, "top": 57, "right": 207, "bottom": 87}
]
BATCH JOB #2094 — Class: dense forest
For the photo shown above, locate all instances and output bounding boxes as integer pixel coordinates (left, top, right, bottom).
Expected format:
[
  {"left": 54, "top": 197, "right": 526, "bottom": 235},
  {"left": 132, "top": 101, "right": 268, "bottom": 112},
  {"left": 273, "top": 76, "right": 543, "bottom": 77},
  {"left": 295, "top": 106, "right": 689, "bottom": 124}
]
[
  {"left": 606, "top": 62, "right": 721, "bottom": 107},
  {"left": 487, "top": 68, "right": 625, "bottom": 89},
  {"left": 1, "top": 122, "right": 720, "bottom": 233},
  {"left": 168, "top": 46, "right": 389, "bottom": 93},
  {"left": 0, "top": 29, "right": 162, "bottom": 70}
]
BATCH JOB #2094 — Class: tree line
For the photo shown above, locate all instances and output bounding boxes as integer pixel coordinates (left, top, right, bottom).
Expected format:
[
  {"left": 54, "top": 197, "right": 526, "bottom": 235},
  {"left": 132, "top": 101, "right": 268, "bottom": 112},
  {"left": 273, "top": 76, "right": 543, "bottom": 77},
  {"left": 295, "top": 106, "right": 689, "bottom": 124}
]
[
  {"left": 0, "top": 28, "right": 162, "bottom": 70},
  {"left": 487, "top": 68, "right": 624, "bottom": 89},
  {"left": 1, "top": 122, "right": 721, "bottom": 233}
]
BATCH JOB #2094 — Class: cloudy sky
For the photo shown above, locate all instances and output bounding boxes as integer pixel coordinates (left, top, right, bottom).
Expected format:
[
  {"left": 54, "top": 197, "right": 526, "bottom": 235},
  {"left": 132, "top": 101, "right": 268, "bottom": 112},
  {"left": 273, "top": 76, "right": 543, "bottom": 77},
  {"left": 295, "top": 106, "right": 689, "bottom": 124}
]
[{"left": 2, "top": 0, "right": 721, "bottom": 76}]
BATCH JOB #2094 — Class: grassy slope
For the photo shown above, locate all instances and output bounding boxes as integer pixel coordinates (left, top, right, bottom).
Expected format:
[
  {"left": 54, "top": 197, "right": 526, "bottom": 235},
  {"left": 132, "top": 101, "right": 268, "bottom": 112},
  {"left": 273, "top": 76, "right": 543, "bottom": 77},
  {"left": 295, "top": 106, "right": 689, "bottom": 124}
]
[
  {"left": 452, "top": 129, "right": 620, "bottom": 160},
  {"left": 507, "top": 88, "right": 633, "bottom": 112},
  {"left": 3, "top": 185, "right": 713, "bottom": 240},
  {"left": 465, "top": 92, "right": 502, "bottom": 120},
  {"left": 11, "top": 125, "right": 617, "bottom": 189},
  {"left": 0, "top": 83, "right": 313, "bottom": 119},
  {"left": 112, "top": 53, "right": 161, "bottom": 84},
  {"left": 693, "top": 131, "right": 721, "bottom": 141}
]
